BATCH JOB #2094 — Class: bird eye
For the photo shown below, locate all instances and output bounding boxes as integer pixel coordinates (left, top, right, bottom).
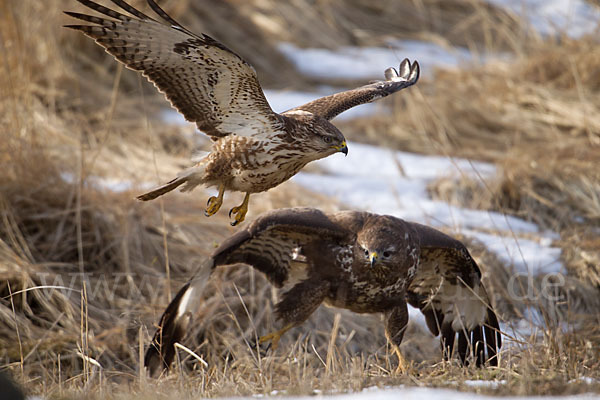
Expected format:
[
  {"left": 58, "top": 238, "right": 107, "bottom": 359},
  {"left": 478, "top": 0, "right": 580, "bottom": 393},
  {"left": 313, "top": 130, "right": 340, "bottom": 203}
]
[
  {"left": 364, "top": 249, "right": 369, "bottom": 257},
  {"left": 323, "top": 136, "right": 332, "bottom": 144},
  {"left": 383, "top": 251, "right": 391, "bottom": 258}
]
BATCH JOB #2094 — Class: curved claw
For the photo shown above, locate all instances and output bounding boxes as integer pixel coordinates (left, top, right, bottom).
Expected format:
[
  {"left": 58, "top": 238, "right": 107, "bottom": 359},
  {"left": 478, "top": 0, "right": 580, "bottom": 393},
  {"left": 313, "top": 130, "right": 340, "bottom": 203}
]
[
  {"left": 229, "top": 205, "right": 245, "bottom": 226},
  {"left": 228, "top": 193, "right": 250, "bottom": 227},
  {"left": 205, "top": 195, "right": 223, "bottom": 217},
  {"left": 249, "top": 337, "right": 271, "bottom": 357},
  {"left": 205, "top": 184, "right": 225, "bottom": 217}
]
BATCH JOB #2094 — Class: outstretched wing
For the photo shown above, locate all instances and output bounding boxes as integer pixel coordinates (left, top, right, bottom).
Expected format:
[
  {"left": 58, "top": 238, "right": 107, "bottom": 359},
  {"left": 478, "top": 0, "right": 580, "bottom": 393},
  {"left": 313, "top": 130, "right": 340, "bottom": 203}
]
[
  {"left": 64, "top": 0, "right": 283, "bottom": 139},
  {"left": 145, "top": 208, "right": 351, "bottom": 375},
  {"left": 286, "top": 59, "right": 419, "bottom": 121},
  {"left": 211, "top": 208, "right": 351, "bottom": 287},
  {"left": 406, "top": 223, "right": 501, "bottom": 367}
]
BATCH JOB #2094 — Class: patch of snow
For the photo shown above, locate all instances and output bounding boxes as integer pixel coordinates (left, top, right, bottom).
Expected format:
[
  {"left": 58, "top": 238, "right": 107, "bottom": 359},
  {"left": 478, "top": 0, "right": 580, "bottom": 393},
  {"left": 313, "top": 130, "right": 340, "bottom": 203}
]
[
  {"left": 26, "top": 386, "right": 600, "bottom": 400},
  {"left": 408, "top": 305, "right": 427, "bottom": 328},
  {"left": 161, "top": 108, "right": 188, "bottom": 126},
  {"left": 292, "top": 141, "right": 563, "bottom": 276},
  {"left": 461, "top": 229, "right": 564, "bottom": 274},
  {"left": 238, "top": 386, "right": 600, "bottom": 399},
  {"left": 522, "top": 306, "right": 546, "bottom": 326},
  {"left": 486, "top": 0, "right": 600, "bottom": 38},
  {"left": 90, "top": 177, "right": 136, "bottom": 192},
  {"left": 60, "top": 171, "right": 154, "bottom": 193},
  {"left": 312, "top": 141, "right": 497, "bottom": 180},
  {"left": 279, "top": 40, "right": 474, "bottom": 80},
  {"left": 464, "top": 380, "right": 507, "bottom": 388},
  {"left": 500, "top": 307, "right": 546, "bottom": 348},
  {"left": 568, "top": 377, "right": 600, "bottom": 385}
]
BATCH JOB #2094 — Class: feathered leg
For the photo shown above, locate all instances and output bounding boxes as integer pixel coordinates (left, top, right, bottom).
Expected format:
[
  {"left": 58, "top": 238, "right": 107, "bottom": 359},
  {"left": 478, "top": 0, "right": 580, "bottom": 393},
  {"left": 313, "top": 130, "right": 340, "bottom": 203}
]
[
  {"left": 259, "top": 279, "right": 330, "bottom": 349},
  {"left": 384, "top": 302, "right": 410, "bottom": 374}
]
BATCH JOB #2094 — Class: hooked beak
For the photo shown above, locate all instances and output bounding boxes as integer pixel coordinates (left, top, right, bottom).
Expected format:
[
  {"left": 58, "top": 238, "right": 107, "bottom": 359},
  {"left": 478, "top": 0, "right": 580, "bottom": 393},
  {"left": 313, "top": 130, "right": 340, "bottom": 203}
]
[
  {"left": 331, "top": 141, "right": 348, "bottom": 156},
  {"left": 369, "top": 251, "right": 378, "bottom": 267}
]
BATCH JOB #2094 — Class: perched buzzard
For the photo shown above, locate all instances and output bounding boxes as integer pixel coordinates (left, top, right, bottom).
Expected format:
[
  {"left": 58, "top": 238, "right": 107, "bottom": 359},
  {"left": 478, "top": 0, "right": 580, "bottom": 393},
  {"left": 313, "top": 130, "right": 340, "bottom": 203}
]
[
  {"left": 145, "top": 208, "right": 501, "bottom": 375},
  {"left": 65, "top": 0, "right": 420, "bottom": 225}
]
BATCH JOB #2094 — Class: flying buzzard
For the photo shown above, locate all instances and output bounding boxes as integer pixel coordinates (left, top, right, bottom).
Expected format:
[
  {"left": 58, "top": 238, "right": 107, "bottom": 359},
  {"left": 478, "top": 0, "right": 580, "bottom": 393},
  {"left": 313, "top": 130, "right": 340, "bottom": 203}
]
[
  {"left": 65, "top": 0, "right": 420, "bottom": 225},
  {"left": 145, "top": 208, "right": 501, "bottom": 375}
]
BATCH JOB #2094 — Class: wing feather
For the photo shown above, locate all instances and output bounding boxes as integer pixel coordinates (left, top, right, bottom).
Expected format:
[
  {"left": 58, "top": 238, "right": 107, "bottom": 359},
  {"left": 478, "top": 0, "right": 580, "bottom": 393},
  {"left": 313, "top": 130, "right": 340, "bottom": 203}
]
[
  {"left": 144, "top": 208, "right": 350, "bottom": 375},
  {"left": 64, "top": 0, "right": 281, "bottom": 139},
  {"left": 286, "top": 58, "right": 419, "bottom": 121},
  {"left": 212, "top": 208, "right": 351, "bottom": 286},
  {"left": 407, "top": 222, "right": 501, "bottom": 366}
]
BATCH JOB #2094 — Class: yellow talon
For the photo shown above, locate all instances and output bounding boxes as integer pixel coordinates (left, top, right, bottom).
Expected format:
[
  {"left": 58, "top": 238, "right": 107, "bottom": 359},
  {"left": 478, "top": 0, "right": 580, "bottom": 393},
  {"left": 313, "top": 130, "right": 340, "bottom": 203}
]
[
  {"left": 258, "top": 323, "right": 294, "bottom": 350},
  {"left": 229, "top": 192, "right": 250, "bottom": 226},
  {"left": 205, "top": 184, "right": 225, "bottom": 217},
  {"left": 393, "top": 347, "right": 411, "bottom": 374}
]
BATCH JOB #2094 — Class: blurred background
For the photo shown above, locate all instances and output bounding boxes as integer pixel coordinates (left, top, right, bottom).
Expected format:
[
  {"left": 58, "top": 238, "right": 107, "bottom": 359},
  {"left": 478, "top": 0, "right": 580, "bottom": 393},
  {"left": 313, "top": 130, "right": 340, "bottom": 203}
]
[{"left": 1, "top": 0, "right": 599, "bottom": 398}]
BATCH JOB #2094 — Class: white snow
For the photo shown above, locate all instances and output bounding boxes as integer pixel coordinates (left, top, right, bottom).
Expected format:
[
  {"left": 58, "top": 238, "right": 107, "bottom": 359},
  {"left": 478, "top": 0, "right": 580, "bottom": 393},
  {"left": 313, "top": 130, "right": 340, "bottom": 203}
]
[
  {"left": 486, "top": 0, "right": 600, "bottom": 38},
  {"left": 463, "top": 380, "right": 507, "bottom": 388},
  {"left": 277, "top": 1, "right": 600, "bottom": 85},
  {"left": 292, "top": 141, "right": 562, "bottom": 275},
  {"left": 279, "top": 40, "right": 474, "bottom": 80},
  {"left": 26, "top": 385, "right": 600, "bottom": 400},
  {"left": 161, "top": 108, "right": 189, "bottom": 126},
  {"left": 231, "top": 386, "right": 600, "bottom": 400},
  {"left": 60, "top": 171, "right": 155, "bottom": 193},
  {"left": 461, "top": 229, "right": 563, "bottom": 274},
  {"left": 569, "top": 377, "right": 600, "bottom": 385}
]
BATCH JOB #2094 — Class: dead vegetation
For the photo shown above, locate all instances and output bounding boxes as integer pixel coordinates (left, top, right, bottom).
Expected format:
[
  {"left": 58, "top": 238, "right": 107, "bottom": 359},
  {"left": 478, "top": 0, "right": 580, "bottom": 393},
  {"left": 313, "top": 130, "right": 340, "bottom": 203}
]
[{"left": 0, "top": 0, "right": 599, "bottom": 398}]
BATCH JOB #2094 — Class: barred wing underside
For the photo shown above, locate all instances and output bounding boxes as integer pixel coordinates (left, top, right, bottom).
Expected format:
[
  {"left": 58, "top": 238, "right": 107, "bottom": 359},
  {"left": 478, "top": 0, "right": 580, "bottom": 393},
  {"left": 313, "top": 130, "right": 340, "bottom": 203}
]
[
  {"left": 65, "top": 0, "right": 282, "bottom": 139},
  {"left": 287, "top": 59, "right": 419, "bottom": 120},
  {"left": 407, "top": 223, "right": 501, "bottom": 366},
  {"left": 145, "top": 208, "right": 350, "bottom": 375}
]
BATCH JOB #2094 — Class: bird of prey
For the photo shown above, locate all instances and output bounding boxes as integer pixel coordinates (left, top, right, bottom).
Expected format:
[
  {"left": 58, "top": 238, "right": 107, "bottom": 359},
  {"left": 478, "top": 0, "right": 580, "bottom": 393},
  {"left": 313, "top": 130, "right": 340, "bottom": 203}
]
[
  {"left": 64, "top": 0, "right": 420, "bottom": 226},
  {"left": 144, "top": 208, "right": 501, "bottom": 376}
]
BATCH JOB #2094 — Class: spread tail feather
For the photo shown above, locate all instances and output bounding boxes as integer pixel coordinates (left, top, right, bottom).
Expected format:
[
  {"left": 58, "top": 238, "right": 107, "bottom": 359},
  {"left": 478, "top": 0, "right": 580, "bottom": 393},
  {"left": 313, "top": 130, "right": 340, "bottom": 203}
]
[
  {"left": 145, "top": 259, "right": 214, "bottom": 376},
  {"left": 137, "top": 177, "right": 188, "bottom": 201},
  {"left": 137, "top": 165, "right": 205, "bottom": 201}
]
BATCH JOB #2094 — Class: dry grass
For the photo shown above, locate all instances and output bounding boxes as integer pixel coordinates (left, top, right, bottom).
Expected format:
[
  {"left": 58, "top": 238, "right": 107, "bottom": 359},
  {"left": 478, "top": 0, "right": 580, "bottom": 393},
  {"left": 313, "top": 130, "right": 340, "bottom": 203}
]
[{"left": 1, "top": 0, "right": 599, "bottom": 398}]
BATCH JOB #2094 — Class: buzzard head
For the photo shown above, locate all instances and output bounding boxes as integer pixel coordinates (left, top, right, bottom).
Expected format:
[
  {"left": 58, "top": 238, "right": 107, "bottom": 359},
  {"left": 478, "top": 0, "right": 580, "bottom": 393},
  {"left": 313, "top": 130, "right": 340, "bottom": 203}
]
[
  {"left": 307, "top": 117, "right": 347, "bottom": 158},
  {"left": 285, "top": 111, "right": 348, "bottom": 159},
  {"left": 355, "top": 216, "right": 420, "bottom": 282}
]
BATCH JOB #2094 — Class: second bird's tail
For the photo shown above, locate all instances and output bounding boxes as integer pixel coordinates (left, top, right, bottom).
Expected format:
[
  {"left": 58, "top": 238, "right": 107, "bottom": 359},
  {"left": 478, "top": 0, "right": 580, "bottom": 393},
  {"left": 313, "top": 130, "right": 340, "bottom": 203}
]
[{"left": 145, "top": 259, "right": 214, "bottom": 376}]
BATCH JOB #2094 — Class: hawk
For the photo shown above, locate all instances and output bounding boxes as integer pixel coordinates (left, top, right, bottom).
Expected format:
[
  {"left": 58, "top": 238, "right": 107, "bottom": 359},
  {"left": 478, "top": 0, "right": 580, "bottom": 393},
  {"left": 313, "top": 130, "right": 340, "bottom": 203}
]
[
  {"left": 65, "top": 0, "right": 420, "bottom": 225},
  {"left": 145, "top": 208, "right": 501, "bottom": 375}
]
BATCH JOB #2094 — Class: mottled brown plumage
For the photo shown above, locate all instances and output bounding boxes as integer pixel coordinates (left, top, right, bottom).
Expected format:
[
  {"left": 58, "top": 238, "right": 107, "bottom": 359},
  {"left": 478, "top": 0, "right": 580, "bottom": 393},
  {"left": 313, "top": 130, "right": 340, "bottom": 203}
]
[
  {"left": 145, "top": 208, "right": 501, "bottom": 376},
  {"left": 65, "top": 0, "right": 420, "bottom": 225}
]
